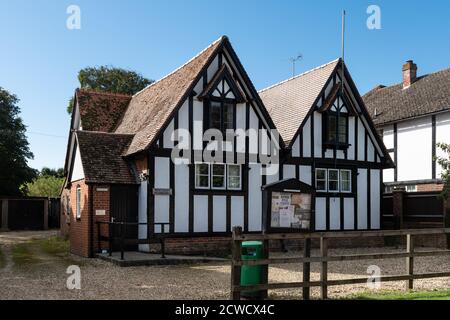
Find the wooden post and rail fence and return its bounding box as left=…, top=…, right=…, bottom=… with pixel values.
left=231, top=226, right=450, bottom=300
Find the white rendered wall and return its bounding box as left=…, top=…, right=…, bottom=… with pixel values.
left=397, top=116, right=432, bottom=181
left=71, top=145, right=85, bottom=182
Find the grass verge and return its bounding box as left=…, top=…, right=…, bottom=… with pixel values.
left=347, top=288, right=450, bottom=300
left=39, top=236, right=70, bottom=257
left=12, top=243, right=39, bottom=266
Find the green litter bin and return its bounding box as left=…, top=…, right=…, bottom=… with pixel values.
left=240, top=241, right=263, bottom=298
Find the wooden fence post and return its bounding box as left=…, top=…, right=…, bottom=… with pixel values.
left=393, top=188, right=405, bottom=229
left=302, top=238, right=311, bottom=300
left=406, top=233, right=414, bottom=290
left=108, top=222, right=113, bottom=256
left=320, top=237, right=328, bottom=300
left=261, top=239, right=269, bottom=299
left=97, top=222, right=101, bottom=253
left=230, top=226, right=242, bottom=300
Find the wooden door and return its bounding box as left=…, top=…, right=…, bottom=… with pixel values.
left=110, top=185, right=138, bottom=250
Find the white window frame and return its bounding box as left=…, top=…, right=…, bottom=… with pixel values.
left=211, top=163, right=227, bottom=190
left=76, top=186, right=81, bottom=219
left=195, top=163, right=210, bottom=189
left=328, top=169, right=340, bottom=192
left=315, top=169, right=328, bottom=192
left=406, top=184, right=417, bottom=192
left=227, top=164, right=242, bottom=190
left=340, top=169, right=352, bottom=193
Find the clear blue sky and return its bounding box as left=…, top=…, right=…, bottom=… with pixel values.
left=0, top=0, right=449, bottom=170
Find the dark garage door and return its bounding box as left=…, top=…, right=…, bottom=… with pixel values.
left=8, top=200, right=44, bottom=230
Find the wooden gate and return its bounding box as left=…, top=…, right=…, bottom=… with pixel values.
left=382, top=191, right=445, bottom=229
left=7, top=198, right=45, bottom=230
left=48, top=198, right=61, bottom=229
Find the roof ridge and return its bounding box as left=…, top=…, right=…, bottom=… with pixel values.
left=76, top=130, right=134, bottom=137
left=370, top=65, right=450, bottom=91
left=132, top=36, right=227, bottom=98
left=259, top=58, right=340, bottom=93
left=77, top=89, right=131, bottom=98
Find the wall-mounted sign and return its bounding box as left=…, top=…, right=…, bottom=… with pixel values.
left=153, top=188, right=173, bottom=196
left=95, top=209, right=106, bottom=216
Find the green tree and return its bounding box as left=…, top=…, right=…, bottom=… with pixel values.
left=24, top=175, right=64, bottom=198
left=436, top=143, right=450, bottom=199
left=40, top=167, right=64, bottom=178
left=67, top=66, right=153, bottom=113
left=0, top=87, right=36, bottom=196
left=436, top=143, right=450, bottom=249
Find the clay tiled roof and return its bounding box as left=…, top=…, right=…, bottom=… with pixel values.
left=75, top=131, right=137, bottom=184
left=363, top=67, right=450, bottom=126
left=115, top=36, right=226, bottom=156
left=259, top=59, right=339, bottom=145
left=76, top=90, right=131, bottom=132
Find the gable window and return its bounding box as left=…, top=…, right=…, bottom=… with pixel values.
left=324, top=112, right=348, bottom=147
left=199, top=65, right=244, bottom=135
left=194, top=163, right=242, bottom=191
left=209, top=100, right=234, bottom=133
left=76, top=186, right=81, bottom=219
left=316, top=168, right=352, bottom=193
left=195, top=163, right=210, bottom=189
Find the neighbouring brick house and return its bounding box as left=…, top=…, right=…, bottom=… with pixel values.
left=363, top=61, right=450, bottom=193
left=62, top=36, right=393, bottom=257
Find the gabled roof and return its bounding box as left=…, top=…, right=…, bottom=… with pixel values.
left=114, top=36, right=226, bottom=156
left=76, top=89, right=131, bottom=132
left=198, top=64, right=245, bottom=102
left=75, top=131, right=137, bottom=184
left=259, top=59, right=340, bottom=144
left=363, top=67, right=450, bottom=126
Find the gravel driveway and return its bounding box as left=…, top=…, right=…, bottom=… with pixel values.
left=0, top=231, right=449, bottom=300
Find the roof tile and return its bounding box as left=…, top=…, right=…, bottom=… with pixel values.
left=363, top=67, right=450, bottom=125
left=259, top=59, right=339, bottom=144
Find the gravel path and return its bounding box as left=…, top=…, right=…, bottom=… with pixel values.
left=0, top=231, right=449, bottom=299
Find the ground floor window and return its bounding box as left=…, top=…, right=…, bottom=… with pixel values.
left=315, top=169, right=327, bottom=192
left=315, top=168, right=352, bottom=193
left=76, top=186, right=81, bottom=219
left=195, top=163, right=210, bottom=189
left=195, top=163, right=242, bottom=190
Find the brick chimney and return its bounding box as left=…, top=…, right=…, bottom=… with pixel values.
left=402, top=60, right=417, bottom=88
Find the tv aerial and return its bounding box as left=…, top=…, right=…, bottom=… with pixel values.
left=289, top=53, right=303, bottom=77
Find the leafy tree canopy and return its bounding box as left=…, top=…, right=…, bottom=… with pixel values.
left=436, top=143, right=450, bottom=199
left=0, top=87, right=36, bottom=196
left=24, top=175, right=64, bottom=198
left=67, top=66, right=153, bottom=113
left=40, top=167, right=64, bottom=178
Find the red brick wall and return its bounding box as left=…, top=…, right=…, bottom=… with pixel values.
left=147, top=235, right=389, bottom=256
left=417, top=183, right=444, bottom=192
left=92, top=185, right=111, bottom=254
left=68, top=180, right=91, bottom=257
left=67, top=181, right=112, bottom=257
